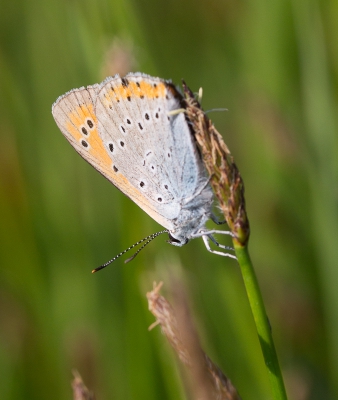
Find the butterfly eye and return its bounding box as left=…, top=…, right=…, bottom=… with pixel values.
left=168, top=234, right=180, bottom=243
left=168, top=233, right=188, bottom=246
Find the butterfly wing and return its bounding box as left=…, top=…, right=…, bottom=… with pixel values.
left=52, top=73, right=211, bottom=232
left=95, top=73, right=210, bottom=228
left=52, top=81, right=175, bottom=229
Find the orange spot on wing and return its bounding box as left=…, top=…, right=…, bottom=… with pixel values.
left=107, top=81, right=166, bottom=102
left=138, top=81, right=166, bottom=98
left=68, top=104, right=95, bottom=127
left=66, top=123, right=82, bottom=140
left=66, top=105, right=112, bottom=166
left=65, top=105, right=144, bottom=199
left=64, top=99, right=170, bottom=228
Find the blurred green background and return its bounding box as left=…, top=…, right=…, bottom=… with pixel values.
left=1, top=0, right=337, bottom=399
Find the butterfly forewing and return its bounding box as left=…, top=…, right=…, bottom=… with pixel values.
left=52, top=73, right=210, bottom=230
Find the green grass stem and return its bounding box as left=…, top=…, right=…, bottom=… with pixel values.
left=234, top=243, right=288, bottom=400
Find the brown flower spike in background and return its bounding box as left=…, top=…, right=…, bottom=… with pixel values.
left=147, top=282, right=241, bottom=400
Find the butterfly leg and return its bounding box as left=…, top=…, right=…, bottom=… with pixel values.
left=191, top=229, right=233, bottom=240
left=199, top=229, right=233, bottom=237
left=208, top=234, right=233, bottom=251
left=202, top=235, right=237, bottom=259
left=210, top=213, right=226, bottom=225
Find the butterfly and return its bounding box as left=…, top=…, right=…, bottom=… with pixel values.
left=52, top=73, right=235, bottom=270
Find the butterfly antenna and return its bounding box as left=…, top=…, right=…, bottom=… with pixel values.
left=92, top=230, right=169, bottom=273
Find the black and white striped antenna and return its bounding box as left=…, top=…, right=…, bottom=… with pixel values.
left=92, top=230, right=169, bottom=273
